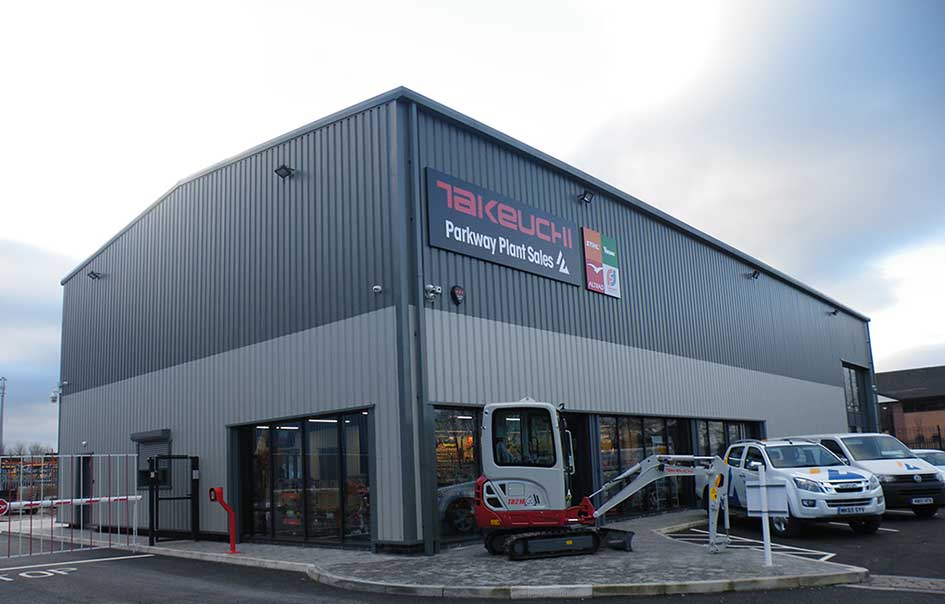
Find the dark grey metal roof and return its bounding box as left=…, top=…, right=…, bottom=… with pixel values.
left=876, top=365, right=945, bottom=400
left=60, top=86, right=869, bottom=322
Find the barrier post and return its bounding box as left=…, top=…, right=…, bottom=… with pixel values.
left=759, top=465, right=773, bottom=567
left=148, top=457, right=156, bottom=546
left=209, top=487, right=238, bottom=554
left=190, top=457, right=200, bottom=541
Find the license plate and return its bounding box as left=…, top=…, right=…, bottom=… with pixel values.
left=837, top=506, right=865, bottom=514
left=912, top=497, right=934, bottom=505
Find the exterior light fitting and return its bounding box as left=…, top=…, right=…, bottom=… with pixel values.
left=749, top=270, right=760, bottom=280
left=274, top=164, right=295, bottom=179
left=578, top=190, right=595, bottom=204
left=87, top=271, right=103, bottom=280
left=827, top=309, right=839, bottom=316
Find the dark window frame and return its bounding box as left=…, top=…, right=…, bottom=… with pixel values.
left=492, top=408, right=557, bottom=468
left=242, top=409, right=372, bottom=544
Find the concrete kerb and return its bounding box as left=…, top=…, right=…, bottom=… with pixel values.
left=2, top=523, right=868, bottom=599
left=114, top=531, right=868, bottom=599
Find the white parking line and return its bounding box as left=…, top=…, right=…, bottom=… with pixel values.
left=686, top=529, right=836, bottom=561
left=827, top=521, right=899, bottom=533
left=0, top=554, right=153, bottom=573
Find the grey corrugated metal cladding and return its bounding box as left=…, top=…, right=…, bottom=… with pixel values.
left=61, top=101, right=401, bottom=393
left=416, top=110, right=871, bottom=387
left=60, top=87, right=870, bottom=395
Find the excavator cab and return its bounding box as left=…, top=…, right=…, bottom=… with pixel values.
left=475, top=402, right=600, bottom=558
left=479, top=402, right=571, bottom=512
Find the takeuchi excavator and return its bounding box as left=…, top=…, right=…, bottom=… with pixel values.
left=474, top=401, right=731, bottom=560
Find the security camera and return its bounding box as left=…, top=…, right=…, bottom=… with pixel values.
left=81, top=441, right=88, bottom=448
left=50, top=391, right=58, bottom=404
left=424, top=284, right=442, bottom=302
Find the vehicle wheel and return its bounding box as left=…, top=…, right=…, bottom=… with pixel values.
left=485, top=531, right=509, bottom=555
left=849, top=516, right=882, bottom=534
left=770, top=514, right=802, bottom=538
left=447, top=498, right=476, bottom=534
left=913, top=504, right=939, bottom=518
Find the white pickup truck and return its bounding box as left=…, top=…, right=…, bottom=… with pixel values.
left=701, top=438, right=885, bottom=537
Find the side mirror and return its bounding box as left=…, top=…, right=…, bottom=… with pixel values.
left=839, top=456, right=850, bottom=465
left=747, top=461, right=763, bottom=471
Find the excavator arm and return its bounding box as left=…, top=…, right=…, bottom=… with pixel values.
left=591, top=454, right=731, bottom=552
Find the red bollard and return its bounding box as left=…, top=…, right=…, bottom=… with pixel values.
left=209, top=487, right=239, bottom=554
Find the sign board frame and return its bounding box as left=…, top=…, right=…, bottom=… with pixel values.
left=746, top=478, right=789, bottom=517
left=426, top=168, right=583, bottom=286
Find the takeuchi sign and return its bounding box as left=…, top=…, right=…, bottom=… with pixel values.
left=426, top=168, right=583, bottom=285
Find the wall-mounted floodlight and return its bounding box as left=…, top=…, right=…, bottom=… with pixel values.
left=274, top=164, right=295, bottom=179
left=827, top=309, right=839, bottom=316
left=578, top=190, right=595, bottom=204
left=749, top=270, right=761, bottom=280
left=87, top=271, right=103, bottom=280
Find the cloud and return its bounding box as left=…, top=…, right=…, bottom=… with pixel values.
left=878, top=343, right=945, bottom=373
left=868, top=240, right=945, bottom=372
left=0, top=241, right=76, bottom=448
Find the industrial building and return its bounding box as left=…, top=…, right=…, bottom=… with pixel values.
left=58, top=87, right=878, bottom=553
left=877, top=365, right=945, bottom=447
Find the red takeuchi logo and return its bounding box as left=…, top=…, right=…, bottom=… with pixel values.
left=436, top=180, right=574, bottom=249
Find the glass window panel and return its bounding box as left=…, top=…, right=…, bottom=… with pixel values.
left=707, top=421, right=726, bottom=458
left=251, top=426, right=271, bottom=536
left=272, top=423, right=304, bottom=539
left=643, top=417, right=669, bottom=511
left=697, top=421, right=710, bottom=456
left=342, top=413, right=370, bottom=540
left=493, top=408, right=556, bottom=468
left=305, top=418, right=340, bottom=541
left=619, top=417, right=644, bottom=469
left=644, top=418, right=667, bottom=455
left=666, top=418, right=694, bottom=508
left=435, top=408, right=480, bottom=538
left=665, top=418, right=691, bottom=455
left=599, top=416, right=619, bottom=480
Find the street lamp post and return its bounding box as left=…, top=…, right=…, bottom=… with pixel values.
left=0, top=377, right=6, bottom=454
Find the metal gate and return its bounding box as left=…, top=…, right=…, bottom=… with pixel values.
left=0, top=454, right=140, bottom=559
left=147, top=455, right=199, bottom=544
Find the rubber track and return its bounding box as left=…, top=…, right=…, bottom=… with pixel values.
left=503, top=528, right=601, bottom=560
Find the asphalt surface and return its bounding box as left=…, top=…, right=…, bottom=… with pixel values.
left=720, top=508, right=945, bottom=578
left=0, top=551, right=939, bottom=604
left=0, top=510, right=940, bottom=603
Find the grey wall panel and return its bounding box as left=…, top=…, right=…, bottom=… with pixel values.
left=61, top=101, right=401, bottom=395
left=425, top=310, right=847, bottom=437
left=415, top=109, right=870, bottom=390
left=58, top=308, right=405, bottom=542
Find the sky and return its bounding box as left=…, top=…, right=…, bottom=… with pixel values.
left=1, top=1, right=943, bottom=448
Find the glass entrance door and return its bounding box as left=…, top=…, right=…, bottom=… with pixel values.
left=306, top=418, right=340, bottom=542
left=342, top=413, right=370, bottom=541
left=272, top=423, right=304, bottom=539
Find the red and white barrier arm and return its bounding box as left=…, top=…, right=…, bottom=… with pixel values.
left=2, top=496, right=142, bottom=514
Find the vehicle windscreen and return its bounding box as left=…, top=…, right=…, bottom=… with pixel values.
left=841, top=435, right=915, bottom=461
left=918, top=451, right=945, bottom=466
left=766, top=445, right=844, bottom=468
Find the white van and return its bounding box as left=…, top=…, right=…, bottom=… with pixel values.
left=703, top=439, right=885, bottom=537
left=788, top=433, right=945, bottom=517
